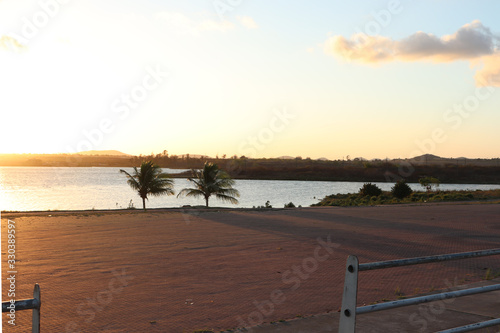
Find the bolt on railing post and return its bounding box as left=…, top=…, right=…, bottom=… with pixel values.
left=338, top=255, right=359, bottom=333
left=32, top=284, right=41, bottom=333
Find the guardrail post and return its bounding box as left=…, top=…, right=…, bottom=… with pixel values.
left=32, top=284, right=41, bottom=333
left=338, top=249, right=500, bottom=332
left=338, top=255, right=359, bottom=333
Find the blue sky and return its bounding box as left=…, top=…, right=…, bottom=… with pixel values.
left=1, top=0, right=499, bottom=159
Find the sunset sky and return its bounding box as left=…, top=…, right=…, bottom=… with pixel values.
left=1, top=0, right=499, bottom=159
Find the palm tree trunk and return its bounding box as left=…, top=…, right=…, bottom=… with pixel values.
left=142, top=197, right=146, bottom=211
left=205, top=196, right=209, bottom=207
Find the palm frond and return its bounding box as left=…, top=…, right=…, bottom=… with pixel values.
left=177, top=162, right=239, bottom=207
left=120, top=169, right=141, bottom=191
left=216, top=187, right=240, bottom=197
left=177, top=188, right=205, bottom=198
left=149, top=187, right=175, bottom=197
left=120, top=161, right=175, bottom=209
left=215, top=193, right=239, bottom=204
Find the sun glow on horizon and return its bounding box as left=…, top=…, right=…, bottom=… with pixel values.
left=1, top=1, right=500, bottom=160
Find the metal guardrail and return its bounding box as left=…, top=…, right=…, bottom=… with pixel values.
left=2, top=284, right=41, bottom=333
left=338, top=249, right=500, bottom=333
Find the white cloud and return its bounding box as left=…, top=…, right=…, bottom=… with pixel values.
left=155, top=11, right=234, bottom=35
left=237, top=16, right=258, bottom=29
left=198, top=19, right=234, bottom=32
left=473, top=54, right=500, bottom=87
left=324, top=20, right=500, bottom=86
left=154, top=12, right=258, bottom=34
left=0, top=35, right=27, bottom=52
left=155, top=11, right=200, bottom=35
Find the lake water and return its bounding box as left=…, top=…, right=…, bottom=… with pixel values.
left=1, top=167, right=500, bottom=212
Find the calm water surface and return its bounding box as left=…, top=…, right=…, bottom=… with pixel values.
left=1, top=167, right=500, bottom=211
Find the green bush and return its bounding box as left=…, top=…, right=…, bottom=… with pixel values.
left=391, top=181, right=413, bottom=199
left=284, top=202, right=296, bottom=208
left=359, top=183, right=382, bottom=197
left=419, top=176, right=440, bottom=192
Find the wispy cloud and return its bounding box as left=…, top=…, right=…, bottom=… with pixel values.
left=0, top=35, right=26, bottom=52
left=155, top=11, right=200, bottom=35
left=237, top=16, right=258, bottom=29
left=473, top=54, right=500, bottom=87
left=198, top=19, right=234, bottom=32
left=324, top=20, right=500, bottom=86
left=155, top=11, right=234, bottom=35
left=154, top=12, right=259, bottom=35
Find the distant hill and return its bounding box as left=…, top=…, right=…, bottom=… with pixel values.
left=74, top=150, right=131, bottom=156
left=400, top=154, right=450, bottom=164
left=410, top=154, right=443, bottom=161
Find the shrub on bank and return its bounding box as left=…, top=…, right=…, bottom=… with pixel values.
left=391, top=181, right=413, bottom=199
left=359, top=183, right=382, bottom=197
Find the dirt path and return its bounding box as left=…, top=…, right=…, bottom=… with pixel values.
left=2, top=204, right=499, bottom=332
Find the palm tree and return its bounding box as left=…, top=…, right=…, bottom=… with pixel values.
left=177, top=162, right=239, bottom=207
left=120, top=161, right=174, bottom=210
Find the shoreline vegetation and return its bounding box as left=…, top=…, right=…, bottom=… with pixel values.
left=313, top=189, right=500, bottom=207
left=1, top=152, right=500, bottom=184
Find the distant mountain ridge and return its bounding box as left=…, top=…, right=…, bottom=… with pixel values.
left=71, top=151, right=496, bottom=162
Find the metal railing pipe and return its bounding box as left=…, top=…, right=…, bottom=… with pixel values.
left=1, top=284, right=41, bottom=333
left=2, top=298, right=40, bottom=312
left=358, top=248, right=500, bottom=271
left=356, top=284, right=500, bottom=315
left=338, top=248, right=500, bottom=333
left=437, top=318, right=500, bottom=333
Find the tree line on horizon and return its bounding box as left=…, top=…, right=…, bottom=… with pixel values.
left=2, top=152, right=500, bottom=184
